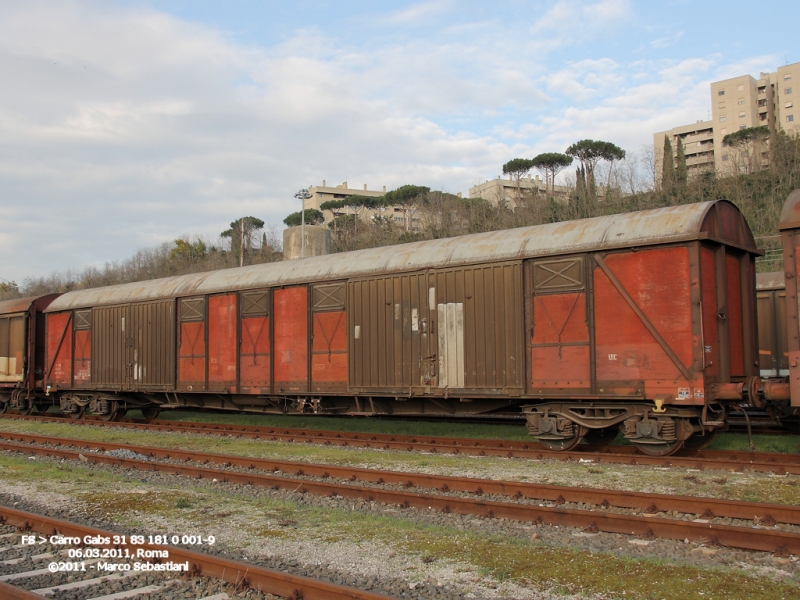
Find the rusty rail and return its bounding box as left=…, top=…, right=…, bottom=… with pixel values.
left=1, top=413, right=798, bottom=473
left=0, top=581, right=48, bottom=600
left=1, top=431, right=798, bottom=526
left=1, top=435, right=799, bottom=554
left=0, top=505, right=396, bottom=600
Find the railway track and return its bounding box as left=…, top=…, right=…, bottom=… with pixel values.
left=2, top=431, right=799, bottom=556
left=1, top=413, right=799, bottom=474
left=0, top=505, right=396, bottom=599
left=341, top=412, right=798, bottom=436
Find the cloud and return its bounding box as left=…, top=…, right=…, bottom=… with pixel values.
left=380, top=0, right=455, bottom=25
left=0, top=1, right=784, bottom=283
left=0, top=2, right=523, bottom=281
left=650, top=31, right=684, bottom=49
left=530, top=0, right=633, bottom=48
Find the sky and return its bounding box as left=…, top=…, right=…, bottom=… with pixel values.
left=0, top=0, right=796, bottom=284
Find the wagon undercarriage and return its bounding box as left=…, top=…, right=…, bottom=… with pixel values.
left=523, top=401, right=727, bottom=455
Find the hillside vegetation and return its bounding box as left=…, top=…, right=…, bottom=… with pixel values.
left=3, top=132, right=798, bottom=300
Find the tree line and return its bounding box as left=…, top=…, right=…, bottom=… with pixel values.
left=8, top=218, right=283, bottom=299
left=3, top=131, right=798, bottom=301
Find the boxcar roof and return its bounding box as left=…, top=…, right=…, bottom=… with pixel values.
left=779, top=189, right=800, bottom=230
left=46, top=199, right=756, bottom=311
left=0, top=294, right=60, bottom=316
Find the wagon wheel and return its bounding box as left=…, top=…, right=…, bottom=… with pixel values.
left=141, top=407, right=160, bottom=423
left=67, top=406, right=85, bottom=419
left=20, top=399, right=36, bottom=416
left=682, top=430, right=718, bottom=451
left=116, top=408, right=127, bottom=419
left=34, top=401, right=51, bottom=415
left=634, top=438, right=684, bottom=456
left=0, top=400, right=8, bottom=414
left=582, top=427, right=619, bottom=447
left=99, top=401, right=120, bottom=422
left=538, top=426, right=587, bottom=452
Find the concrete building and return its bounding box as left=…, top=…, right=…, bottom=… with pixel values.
left=303, top=181, right=385, bottom=212
left=283, top=225, right=331, bottom=260
left=655, top=61, right=800, bottom=183
left=301, top=181, right=424, bottom=231
left=653, top=121, right=716, bottom=181
left=301, top=181, right=386, bottom=226
left=469, top=174, right=590, bottom=206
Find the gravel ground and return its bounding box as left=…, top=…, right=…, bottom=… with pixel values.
left=0, top=523, right=277, bottom=600
left=116, top=450, right=800, bottom=534
left=0, top=456, right=616, bottom=600
left=1, top=432, right=800, bottom=599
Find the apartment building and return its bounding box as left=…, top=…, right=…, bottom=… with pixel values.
left=302, top=181, right=424, bottom=230
left=653, top=121, right=715, bottom=180
left=303, top=181, right=384, bottom=212
left=468, top=174, right=577, bottom=205
left=655, top=61, right=800, bottom=182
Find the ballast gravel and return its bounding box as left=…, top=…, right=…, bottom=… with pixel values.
left=0, top=464, right=603, bottom=600
left=104, top=448, right=152, bottom=461
left=0, top=523, right=277, bottom=600
left=1, top=440, right=800, bottom=598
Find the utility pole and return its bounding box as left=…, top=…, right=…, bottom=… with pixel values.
left=239, top=218, right=244, bottom=267
left=294, top=189, right=311, bottom=258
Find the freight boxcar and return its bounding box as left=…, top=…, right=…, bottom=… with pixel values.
left=41, top=198, right=761, bottom=455
left=0, top=295, right=60, bottom=413
left=777, top=189, right=800, bottom=414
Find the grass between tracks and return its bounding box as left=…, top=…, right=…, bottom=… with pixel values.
left=157, top=409, right=800, bottom=454
left=0, top=453, right=797, bottom=600
left=0, top=418, right=799, bottom=505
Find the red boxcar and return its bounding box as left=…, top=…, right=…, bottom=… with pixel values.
left=42, top=198, right=760, bottom=454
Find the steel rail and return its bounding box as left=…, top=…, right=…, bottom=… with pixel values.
left=1, top=413, right=799, bottom=474
left=1, top=438, right=798, bottom=554
left=0, top=505, right=396, bottom=600
left=1, top=431, right=798, bottom=527
left=0, top=581, right=48, bottom=600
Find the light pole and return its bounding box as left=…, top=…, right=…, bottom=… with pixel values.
left=294, top=188, right=311, bottom=258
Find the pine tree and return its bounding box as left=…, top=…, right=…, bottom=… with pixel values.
left=575, top=165, right=586, bottom=196
left=662, top=136, right=675, bottom=190
left=676, top=137, right=688, bottom=187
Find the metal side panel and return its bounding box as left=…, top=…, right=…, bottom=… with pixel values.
left=178, top=297, right=206, bottom=392
left=593, top=245, right=699, bottom=402
left=348, top=273, right=430, bottom=390
left=239, top=315, right=271, bottom=394
left=128, top=300, right=175, bottom=388
left=207, top=294, right=237, bottom=392
left=431, top=263, right=524, bottom=391
left=273, top=286, right=308, bottom=392
left=725, top=252, right=745, bottom=377
left=94, top=301, right=175, bottom=390
left=92, top=305, right=126, bottom=387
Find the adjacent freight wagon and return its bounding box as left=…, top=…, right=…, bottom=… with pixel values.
left=32, top=198, right=766, bottom=456
left=756, top=271, right=788, bottom=380
left=0, top=295, right=59, bottom=413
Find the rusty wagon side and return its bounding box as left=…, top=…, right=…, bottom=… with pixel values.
left=0, top=294, right=60, bottom=413
left=41, top=199, right=761, bottom=454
